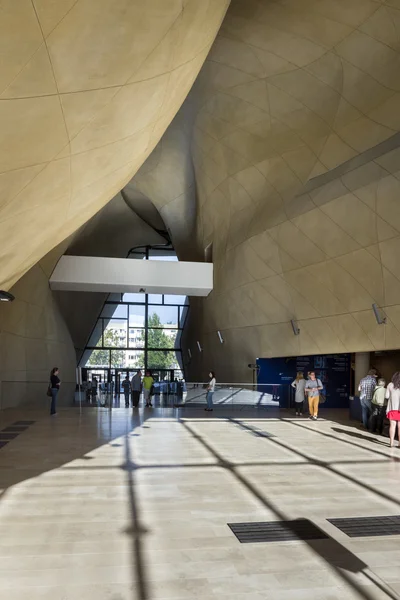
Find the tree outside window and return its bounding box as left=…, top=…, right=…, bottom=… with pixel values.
left=135, top=313, right=176, bottom=370
left=87, top=327, right=125, bottom=367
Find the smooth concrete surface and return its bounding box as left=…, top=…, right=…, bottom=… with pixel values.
left=0, top=245, right=76, bottom=410
left=0, top=0, right=230, bottom=291
left=50, top=255, right=213, bottom=296
left=125, top=0, right=400, bottom=382
left=1, top=405, right=400, bottom=599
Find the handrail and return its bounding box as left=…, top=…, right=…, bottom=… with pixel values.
left=184, top=382, right=283, bottom=386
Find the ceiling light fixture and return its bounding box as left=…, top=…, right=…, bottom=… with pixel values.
left=0, top=291, right=15, bottom=302
left=372, top=303, right=386, bottom=325
left=217, top=330, right=224, bottom=344
left=291, top=319, right=300, bottom=335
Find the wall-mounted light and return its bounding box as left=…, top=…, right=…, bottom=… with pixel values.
left=291, top=319, right=300, bottom=335
left=197, top=341, right=202, bottom=352
left=0, top=291, right=15, bottom=302
left=217, top=330, right=224, bottom=344
left=188, top=349, right=192, bottom=359
left=372, top=303, right=386, bottom=325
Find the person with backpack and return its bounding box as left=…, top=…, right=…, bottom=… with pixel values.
left=305, top=371, right=323, bottom=420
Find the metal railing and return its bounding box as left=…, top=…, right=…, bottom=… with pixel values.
left=73, top=381, right=286, bottom=410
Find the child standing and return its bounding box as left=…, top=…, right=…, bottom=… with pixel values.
left=369, top=378, right=386, bottom=435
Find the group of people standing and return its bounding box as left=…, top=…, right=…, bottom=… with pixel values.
left=122, top=370, right=154, bottom=408
left=291, top=371, right=323, bottom=420
left=358, top=369, right=400, bottom=447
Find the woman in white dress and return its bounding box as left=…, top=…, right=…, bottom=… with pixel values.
left=291, top=372, right=306, bottom=416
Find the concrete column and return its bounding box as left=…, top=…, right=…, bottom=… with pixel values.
left=354, top=352, right=370, bottom=395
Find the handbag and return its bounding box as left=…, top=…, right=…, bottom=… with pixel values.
left=318, top=379, right=326, bottom=404
left=46, top=384, right=52, bottom=397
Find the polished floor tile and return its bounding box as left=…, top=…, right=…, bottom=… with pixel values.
left=0, top=406, right=399, bottom=599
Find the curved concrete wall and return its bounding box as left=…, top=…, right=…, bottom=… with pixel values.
left=0, top=245, right=76, bottom=409
left=129, top=0, right=400, bottom=382
left=0, top=0, right=230, bottom=291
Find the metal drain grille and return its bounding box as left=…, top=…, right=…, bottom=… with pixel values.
left=228, top=519, right=329, bottom=543
left=0, top=421, right=35, bottom=450
left=328, top=516, right=400, bottom=537
left=3, top=426, right=28, bottom=432
left=0, top=433, right=19, bottom=440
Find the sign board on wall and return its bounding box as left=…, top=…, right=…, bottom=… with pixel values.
left=256, top=354, right=351, bottom=409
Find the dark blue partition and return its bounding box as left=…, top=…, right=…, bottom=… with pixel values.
left=257, top=354, right=351, bottom=409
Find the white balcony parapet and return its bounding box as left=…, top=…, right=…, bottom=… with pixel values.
left=50, top=256, right=213, bottom=297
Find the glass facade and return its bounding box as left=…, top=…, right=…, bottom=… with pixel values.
left=80, top=246, right=188, bottom=375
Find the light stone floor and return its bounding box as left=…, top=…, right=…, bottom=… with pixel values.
left=1, top=405, right=400, bottom=600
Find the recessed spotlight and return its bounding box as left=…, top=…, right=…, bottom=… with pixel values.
left=0, top=291, right=15, bottom=302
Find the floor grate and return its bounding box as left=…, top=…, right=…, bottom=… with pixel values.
left=328, top=516, right=400, bottom=537
left=0, top=421, right=36, bottom=450
left=228, top=519, right=329, bottom=543
left=3, top=426, right=29, bottom=432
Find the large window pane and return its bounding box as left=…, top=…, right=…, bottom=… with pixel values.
left=148, top=294, right=162, bottom=304
left=123, top=293, right=145, bottom=303
left=85, top=349, right=110, bottom=368
left=163, top=294, right=188, bottom=305
left=148, top=249, right=177, bottom=261
left=147, top=350, right=179, bottom=369
left=110, top=349, right=126, bottom=368
left=129, top=305, right=145, bottom=327
left=128, top=327, right=145, bottom=348
left=104, top=319, right=127, bottom=347
left=147, top=329, right=177, bottom=349
left=101, top=303, right=127, bottom=319
left=148, top=306, right=178, bottom=328
left=125, top=350, right=145, bottom=369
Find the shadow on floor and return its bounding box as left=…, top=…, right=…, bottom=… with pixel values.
left=332, top=427, right=389, bottom=446
left=1, top=405, right=400, bottom=599
left=181, top=418, right=400, bottom=600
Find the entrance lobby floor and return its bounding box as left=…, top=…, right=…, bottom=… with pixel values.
left=0, top=406, right=400, bottom=599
